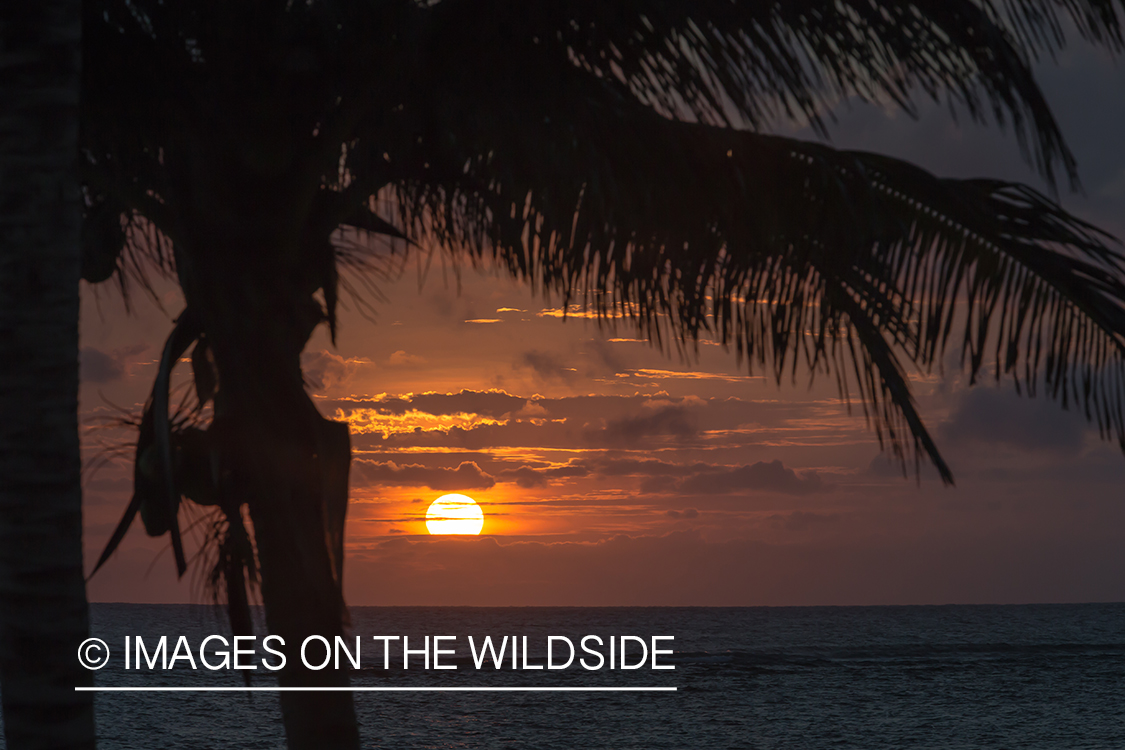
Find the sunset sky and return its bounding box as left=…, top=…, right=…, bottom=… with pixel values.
left=79, top=40, right=1125, bottom=607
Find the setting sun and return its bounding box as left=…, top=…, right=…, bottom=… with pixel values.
left=425, top=494, right=484, bottom=535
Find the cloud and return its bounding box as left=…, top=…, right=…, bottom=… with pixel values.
left=495, top=463, right=591, bottom=488
left=584, top=457, right=705, bottom=478
left=580, top=338, right=627, bottom=377
left=519, top=350, right=579, bottom=383
left=387, top=350, right=427, bottom=366
left=302, top=350, right=366, bottom=391
left=332, top=392, right=823, bottom=453
left=408, top=391, right=527, bottom=419
left=940, top=387, right=1088, bottom=454
left=615, top=368, right=760, bottom=383
left=336, top=390, right=528, bottom=420
left=535, top=305, right=618, bottom=319
left=328, top=389, right=872, bottom=459
left=584, top=404, right=699, bottom=446
left=79, top=347, right=124, bottom=384
left=653, top=460, right=827, bottom=496
left=515, top=400, right=548, bottom=418
left=495, top=467, right=548, bottom=488
left=79, top=344, right=148, bottom=384
left=666, top=508, right=699, bottom=519
left=516, top=340, right=628, bottom=384
left=353, top=460, right=495, bottom=490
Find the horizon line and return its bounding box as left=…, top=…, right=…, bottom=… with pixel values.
left=84, top=600, right=1125, bottom=608
left=76, top=686, right=677, bottom=693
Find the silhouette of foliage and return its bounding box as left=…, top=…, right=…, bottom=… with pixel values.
left=78, top=2, right=1125, bottom=747
left=82, top=0, right=1125, bottom=482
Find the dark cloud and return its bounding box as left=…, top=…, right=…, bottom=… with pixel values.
left=496, top=466, right=547, bottom=488
left=579, top=338, right=627, bottom=377
left=346, top=402, right=695, bottom=454
left=409, top=390, right=528, bottom=419
left=353, top=460, right=495, bottom=490
left=331, top=395, right=412, bottom=414
left=517, top=340, right=628, bottom=383
left=940, top=387, right=1089, bottom=454
left=672, top=460, right=827, bottom=496
left=584, top=404, right=699, bottom=446
left=584, top=457, right=708, bottom=478
left=351, top=421, right=549, bottom=452
left=301, top=349, right=365, bottom=391
left=79, top=344, right=147, bottom=384
left=519, top=350, right=579, bottom=383
left=666, top=508, right=699, bottom=519
left=338, top=392, right=822, bottom=454
left=79, top=348, right=124, bottom=384
left=495, top=463, right=591, bottom=488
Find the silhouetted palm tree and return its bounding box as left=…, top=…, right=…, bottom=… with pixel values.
left=0, top=1, right=96, bottom=747
left=82, top=2, right=1125, bottom=748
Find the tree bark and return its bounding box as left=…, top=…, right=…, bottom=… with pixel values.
left=0, top=1, right=96, bottom=748
left=181, top=243, right=360, bottom=750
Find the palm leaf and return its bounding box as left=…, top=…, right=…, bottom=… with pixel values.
left=385, top=70, right=1125, bottom=481
left=412, top=0, right=1125, bottom=189
left=77, top=0, right=1125, bottom=480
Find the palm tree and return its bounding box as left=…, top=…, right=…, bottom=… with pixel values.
left=82, top=1, right=1125, bottom=748
left=0, top=0, right=96, bottom=747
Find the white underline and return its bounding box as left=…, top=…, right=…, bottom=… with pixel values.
left=76, top=686, right=676, bottom=693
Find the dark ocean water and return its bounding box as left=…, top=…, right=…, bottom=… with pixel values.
left=3, top=603, right=1123, bottom=749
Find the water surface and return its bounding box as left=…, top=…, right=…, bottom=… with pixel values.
left=3, top=603, right=1122, bottom=748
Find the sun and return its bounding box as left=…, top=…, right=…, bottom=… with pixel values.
left=425, top=494, right=484, bottom=535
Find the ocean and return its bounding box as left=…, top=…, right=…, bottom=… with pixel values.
left=3, top=603, right=1123, bottom=748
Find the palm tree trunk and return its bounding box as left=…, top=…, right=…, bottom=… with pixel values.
left=181, top=252, right=359, bottom=749
left=0, top=1, right=96, bottom=747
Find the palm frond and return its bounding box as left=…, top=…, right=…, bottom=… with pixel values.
left=387, top=71, right=1125, bottom=480
left=418, top=0, right=1125, bottom=188
left=77, top=0, right=1125, bottom=480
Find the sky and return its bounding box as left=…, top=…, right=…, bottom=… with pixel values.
left=78, top=40, right=1125, bottom=606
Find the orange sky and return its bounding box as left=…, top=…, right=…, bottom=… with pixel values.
left=78, top=47, right=1125, bottom=606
